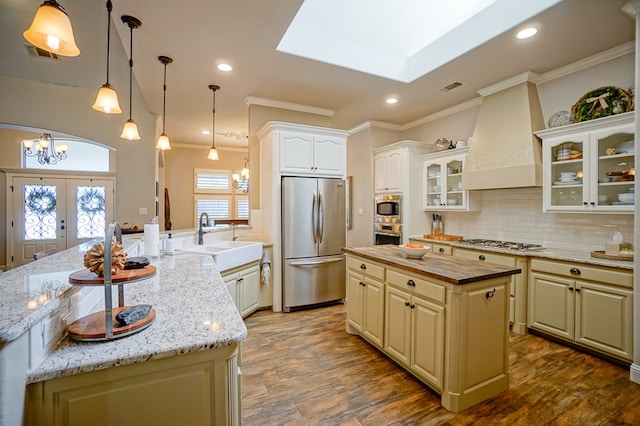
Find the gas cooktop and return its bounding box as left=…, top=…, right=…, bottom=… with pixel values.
left=460, top=239, right=544, bottom=251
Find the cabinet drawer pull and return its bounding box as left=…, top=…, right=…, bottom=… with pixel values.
left=568, top=287, right=574, bottom=291
left=410, top=304, right=415, bottom=309
left=359, top=281, right=365, bottom=287
left=405, top=301, right=410, bottom=307
left=407, top=279, right=416, bottom=287
left=569, top=268, right=581, bottom=275
left=478, top=255, right=486, bottom=261
left=485, top=288, right=495, bottom=299
left=438, top=248, right=445, bottom=253
left=575, top=288, right=581, bottom=292
left=360, top=263, right=366, bottom=270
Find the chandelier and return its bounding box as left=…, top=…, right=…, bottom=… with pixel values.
left=23, top=133, right=68, bottom=165
left=232, top=157, right=249, bottom=193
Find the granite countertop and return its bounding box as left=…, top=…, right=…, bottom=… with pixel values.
left=343, top=245, right=521, bottom=285
left=409, top=237, right=634, bottom=271
left=0, top=238, right=247, bottom=384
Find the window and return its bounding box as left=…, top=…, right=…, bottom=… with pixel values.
left=194, top=168, right=248, bottom=227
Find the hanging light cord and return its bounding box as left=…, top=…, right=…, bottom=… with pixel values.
left=127, top=23, right=134, bottom=120
left=105, top=0, right=112, bottom=84
left=162, top=61, right=167, bottom=133
left=211, top=86, right=217, bottom=148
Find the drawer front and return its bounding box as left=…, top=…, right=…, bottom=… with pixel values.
left=386, top=268, right=445, bottom=304
left=530, top=258, right=633, bottom=288
left=431, top=244, right=452, bottom=256
left=454, top=248, right=517, bottom=267
left=346, top=255, right=385, bottom=281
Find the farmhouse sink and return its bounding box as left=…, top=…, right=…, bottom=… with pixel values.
left=184, top=241, right=263, bottom=271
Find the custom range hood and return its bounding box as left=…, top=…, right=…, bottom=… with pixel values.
left=462, top=72, right=545, bottom=190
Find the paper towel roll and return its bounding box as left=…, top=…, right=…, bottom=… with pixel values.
left=144, top=222, right=160, bottom=257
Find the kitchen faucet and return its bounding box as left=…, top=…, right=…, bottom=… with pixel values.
left=198, top=212, right=211, bottom=245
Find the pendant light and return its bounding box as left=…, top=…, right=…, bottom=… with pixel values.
left=92, top=0, right=121, bottom=114
left=23, top=0, right=80, bottom=57
left=120, top=15, right=141, bottom=140
left=155, top=56, right=173, bottom=150
left=207, top=85, right=221, bottom=160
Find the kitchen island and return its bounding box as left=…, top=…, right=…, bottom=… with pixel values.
left=343, top=245, right=521, bottom=412
left=0, top=237, right=246, bottom=426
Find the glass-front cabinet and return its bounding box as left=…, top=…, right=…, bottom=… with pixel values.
left=422, top=147, right=474, bottom=211
left=536, top=112, right=634, bottom=213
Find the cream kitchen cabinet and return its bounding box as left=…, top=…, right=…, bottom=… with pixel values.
left=374, top=149, right=403, bottom=192
left=346, top=256, right=385, bottom=348
left=423, top=147, right=476, bottom=211
left=536, top=112, right=635, bottom=213
left=453, top=248, right=528, bottom=335
left=528, top=258, right=633, bottom=361
left=385, top=270, right=445, bottom=391
left=222, top=261, right=261, bottom=318
left=258, top=121, right=348, bottom=178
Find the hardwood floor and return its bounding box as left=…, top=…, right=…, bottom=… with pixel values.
left=241, top=304, right=640, bottom=425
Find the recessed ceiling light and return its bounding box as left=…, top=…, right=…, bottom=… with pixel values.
left=201, top=130, right=211, bottom=135
left=217, top=63, right=233, bottom=72
left=516, top=27, right=538, bottom=39
left=386, top=97, right=398, bottom=104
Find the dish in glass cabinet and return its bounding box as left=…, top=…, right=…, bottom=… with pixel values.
left=553, top=180, right=581, bottom=185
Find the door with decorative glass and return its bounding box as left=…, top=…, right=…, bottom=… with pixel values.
left=11, top=176, right=114, bottom=268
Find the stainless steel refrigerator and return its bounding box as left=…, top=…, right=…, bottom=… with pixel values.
left=282, top=176, right=346, bottom=312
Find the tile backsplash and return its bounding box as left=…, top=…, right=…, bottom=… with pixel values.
left=439, top=188, right=634, bottom=252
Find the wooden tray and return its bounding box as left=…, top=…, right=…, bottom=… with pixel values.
left=591, top=250, right=634, bottom=261
left=69, top=265, right=156, bottom=285
left=68, top=306, right=156, bottom=341
left=423, top=234, right=464, bottom=241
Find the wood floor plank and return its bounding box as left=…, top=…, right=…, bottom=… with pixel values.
left=241, top=303, right=640, bottom=425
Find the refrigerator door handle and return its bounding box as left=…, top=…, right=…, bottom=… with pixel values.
left=317, top=192, right=324, bottom=243
left=288, top=257, right=344, bottom=267
left=311, top=192, right=318, bottom=244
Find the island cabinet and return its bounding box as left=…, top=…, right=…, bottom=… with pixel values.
left=528, top=258, right=634, bottom=362
left=346, top=256, right=385, bottom=348
left=385, top=269, right=445, bottom=391
left=27, top=344, right=240, bottom=426
left=344, top=248, right=516, bottom=413
left=222, top=261, right=261, bottom=318
left=453, top=248, right=529, bottom=335
left=535, top=112, right=635, bottom=213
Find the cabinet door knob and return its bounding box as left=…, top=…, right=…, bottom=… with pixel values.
left=359, top=281, right=364, bottom=286
left=478, top=255, right=486, bottom=261
left=569, top=268, right=581, bottom=275
left=590, top=202, right=595, bottom=206
left=360, top=264, right=366, bottom=270
left=583, top=202, right=588, bottom=206
left=575, top=288, right=581, bottom=292
left=569, top=287, right=574, bottom=291
left=439, top=248, right=445, bottom=253
left=407, top=279, right=415, bottom=287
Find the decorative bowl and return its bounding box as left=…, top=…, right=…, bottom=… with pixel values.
left=398, top=244, right=431, bottom=259
left=618, top=193, right=634, bottom=203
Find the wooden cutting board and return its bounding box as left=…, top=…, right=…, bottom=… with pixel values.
left=69, top=265, right=156, bottom=285
left=67, top=306, right=156, bottom=341
left=423, top=234, right=464, bottom=241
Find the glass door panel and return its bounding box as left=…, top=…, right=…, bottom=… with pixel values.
left=596, top=131, right=634, bottom=207
left=549, top=139, right=585, bottom=208
left=424, top=162, right=442, bottom=207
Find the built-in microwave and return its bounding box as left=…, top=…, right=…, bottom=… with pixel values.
left=374, top=194, right=401, bottom=223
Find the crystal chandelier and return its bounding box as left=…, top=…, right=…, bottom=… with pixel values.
left=23, top=133, right=68, bottom=165
left=232, top=157, right=249, bottom=193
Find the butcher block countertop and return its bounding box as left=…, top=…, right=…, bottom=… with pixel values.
left=342, top=245, right=521, bottom=285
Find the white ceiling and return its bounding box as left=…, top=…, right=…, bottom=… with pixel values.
left=0, top=0, right=635, bottom=148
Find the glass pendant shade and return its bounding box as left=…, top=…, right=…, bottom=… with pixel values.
left=207, top=147, right=219, bottom=160
left=156, top=133, right=171, bottom=150
left=23, top=1, right=80, bottom=57
left=120, top=119, right=141, bottom=140
left=92, top=84, right=122, bottom=114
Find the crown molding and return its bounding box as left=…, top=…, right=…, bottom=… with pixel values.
left=245, top=96, right=335, bottom=116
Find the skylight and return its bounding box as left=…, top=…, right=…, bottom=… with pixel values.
left=277, top=0, right=561, bottom=83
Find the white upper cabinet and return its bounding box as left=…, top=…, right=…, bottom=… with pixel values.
left=374, top=149, right=403, bottom=192
left=422, top=147, right=475, bottom=211
left=279, top=130, right=346, bottom=176
left=536, top=112, right=635, bottom=213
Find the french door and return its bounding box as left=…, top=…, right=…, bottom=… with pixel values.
left=10, top=176, right=115, bottom=268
